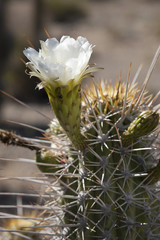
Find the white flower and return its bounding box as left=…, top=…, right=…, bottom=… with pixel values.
left=23, top=36, right=94, bottom=87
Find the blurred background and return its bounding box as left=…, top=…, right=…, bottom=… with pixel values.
left=0, top=0, right=160, bottom=225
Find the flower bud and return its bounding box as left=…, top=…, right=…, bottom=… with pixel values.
left=122, top=110, right=159, bottom=147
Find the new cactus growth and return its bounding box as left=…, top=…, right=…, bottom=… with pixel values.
left=0, top=36, right=160, bottom=240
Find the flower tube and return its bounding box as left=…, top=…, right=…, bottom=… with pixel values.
left=24, top=36, right=97, bottom=150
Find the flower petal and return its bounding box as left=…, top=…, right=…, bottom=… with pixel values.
left=23, top=48, right=39, bottom=67
left=23, top=35, right=95, bottom=87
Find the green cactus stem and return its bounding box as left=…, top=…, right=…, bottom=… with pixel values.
left=36, top=79, right=160, bottom=240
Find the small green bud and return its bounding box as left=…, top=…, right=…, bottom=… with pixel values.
left=36, top=150, right=66, bottom=174
left=121, top=110, right=159, bottom=147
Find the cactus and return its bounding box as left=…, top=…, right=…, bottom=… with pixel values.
left=0, top=37, right=160, bottom=239
left=36, top=80, right=160, bottom=240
